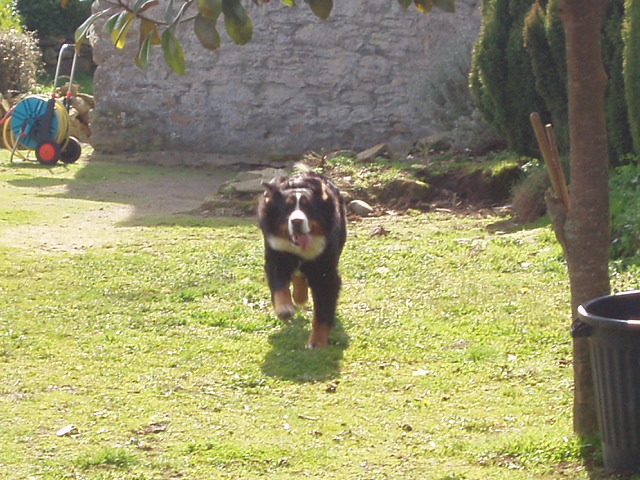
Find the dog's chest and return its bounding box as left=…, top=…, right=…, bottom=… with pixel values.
left=266, top=234, right=327, bottom=260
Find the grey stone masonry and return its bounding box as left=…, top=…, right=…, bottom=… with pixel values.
left=89, top=0, right=480, bottom=161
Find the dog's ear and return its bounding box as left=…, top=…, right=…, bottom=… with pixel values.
left=309, top=177, right=333, bottom=203
left=261, top=180, right=281, bottom=204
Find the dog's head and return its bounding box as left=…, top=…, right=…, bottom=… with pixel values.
left=259, top=173, right=338, bottom=258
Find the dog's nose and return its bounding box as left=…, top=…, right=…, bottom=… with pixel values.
left=291, top=218, right=304, bottom=228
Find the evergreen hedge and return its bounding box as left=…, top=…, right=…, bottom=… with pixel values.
left=623, top=0, right=640, bottom=155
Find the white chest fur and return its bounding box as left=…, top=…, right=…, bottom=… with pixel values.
left=267, top=234, right=327, bottom=260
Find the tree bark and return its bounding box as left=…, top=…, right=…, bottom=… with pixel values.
left=557, top=0, right=610, bottom=439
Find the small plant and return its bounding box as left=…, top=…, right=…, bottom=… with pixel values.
left=76, top=447, right=138, bottom=470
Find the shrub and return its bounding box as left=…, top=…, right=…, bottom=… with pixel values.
left=604, top=0, right=633, bottom=160
left=623, top=0, right=640, bottom=155
left=0, top=29, right=41, bottom=94
left=449, top=109, right=505, bottom=155
left=610, top=158, right=640, bottom=263
left=470, top=0, right=547, bottom=156
left=412, top=27, right=476, bottom=132
left=12, top=0, right=91, bottom=40
left=523, top=0, right=568, bottom=153
left=511, top=158, right=551, bottom=223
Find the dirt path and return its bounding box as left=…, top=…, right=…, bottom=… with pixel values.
left=1, top=160, right=236, bottom=253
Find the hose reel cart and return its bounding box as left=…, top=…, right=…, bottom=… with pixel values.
left=1, top=44, right=83, bottom=166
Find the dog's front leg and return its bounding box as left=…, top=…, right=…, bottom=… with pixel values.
left=265, top=249, right=299, bottom=321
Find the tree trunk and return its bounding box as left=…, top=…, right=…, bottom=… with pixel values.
left=557, top=0, right=610, bottom=439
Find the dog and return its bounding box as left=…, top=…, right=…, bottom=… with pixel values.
left=258, top=172, right=347, bottom=349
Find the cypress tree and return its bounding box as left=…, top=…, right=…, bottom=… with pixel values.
left=470, top=0, right=547, bottom=155
left=622, top=0, right=640, bottom=155
left=524, top=1, right=568, bottom=152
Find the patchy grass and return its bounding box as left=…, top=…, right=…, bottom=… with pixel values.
left=0, top=150, right=636, bottom=479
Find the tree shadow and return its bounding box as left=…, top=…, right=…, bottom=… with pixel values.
left=486, top=214, right=551, bottom=234
left=4, top=154, right=240, bottom=228
left=261, top=315, right=350, bottom=383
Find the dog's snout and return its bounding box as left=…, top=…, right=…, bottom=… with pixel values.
left=289, top=209, right=309, bottom=233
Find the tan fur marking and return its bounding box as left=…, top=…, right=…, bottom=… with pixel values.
left=273, top=287, right=296, bottom=321
left=307, top=318, right=332, bottom=349
left=292, top=273, right=308, bottom=305
left=321, top=183, right=330, bottom=201
left=308, top=219, right=325, bottom=236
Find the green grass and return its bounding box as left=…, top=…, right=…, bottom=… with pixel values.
left=0, top=150, right=636, bottom=479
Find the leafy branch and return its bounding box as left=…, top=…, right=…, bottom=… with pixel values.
left=72, top=0, right=455, bottom=75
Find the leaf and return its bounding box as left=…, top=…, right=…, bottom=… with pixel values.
left=397, top=0, right=412, bottom=9
left=305, top=0, right=332, bottom=19
left=414, top=0, right=433, bottom=13
left=222, top=0, right=253, bottom=45
left=194, top=13, right=221, bottom=50
left=75, top=10, right=107, bottom=50
left=111, top=12, right=135, bottom=49
left=161, top=29, right=186, bottom=75
left=432, top=0, right=455, bottom=12
left=102, top=12, right=120, bottom=35
left=135, top=31, right=154, bottom=69
left=140, top=18, right=161, bottom=45
left=198, top=0, right=223, bottom=20
left=280, top=0, right=296, bottom=5
left=133, top=0, right=160, bottom=14
left=165, top=0, right=176, bottom=24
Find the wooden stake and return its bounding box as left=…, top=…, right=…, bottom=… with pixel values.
left=530, top=112, right=570, bottom=208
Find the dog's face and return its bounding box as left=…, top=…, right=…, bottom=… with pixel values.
left=259, top=175, right=334, bottom=260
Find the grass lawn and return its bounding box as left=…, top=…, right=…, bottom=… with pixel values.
left=0, top=150, right=637, bottom=479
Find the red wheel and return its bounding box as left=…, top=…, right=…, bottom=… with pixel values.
left=36, top=140, right=60, bottom=166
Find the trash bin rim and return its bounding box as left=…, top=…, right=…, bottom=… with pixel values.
left=578, top=290, right=640, bottom=330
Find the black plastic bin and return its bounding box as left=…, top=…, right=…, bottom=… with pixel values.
left=578, top=290, right=640, bottom=472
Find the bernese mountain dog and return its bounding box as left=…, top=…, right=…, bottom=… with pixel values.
left=258, top=172, right=347, bottom=349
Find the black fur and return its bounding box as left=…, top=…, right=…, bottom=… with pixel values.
left=258, top=172, right=346, bottom=347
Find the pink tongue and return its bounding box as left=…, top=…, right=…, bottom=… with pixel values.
left=296, top=234, right=312, bottom=252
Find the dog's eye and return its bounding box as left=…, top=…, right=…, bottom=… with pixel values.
left=286, top=197, right=295, bottom=207
left=299, top=196, right=309, bottom=206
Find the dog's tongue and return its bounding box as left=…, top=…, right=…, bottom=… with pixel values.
left=294, top=233, right=312, bottom=252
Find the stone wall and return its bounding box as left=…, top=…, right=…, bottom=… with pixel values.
left=89, top=0, right=480, bottom=161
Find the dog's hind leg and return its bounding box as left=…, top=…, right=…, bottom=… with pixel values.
left=305, top=269, right=341, bottom=349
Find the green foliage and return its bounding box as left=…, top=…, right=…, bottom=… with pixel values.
left=623, top=0, right=640, bottom=155
left=610, top=157, right=640, bottom=264
left=0, top=0, right=21, bottom=31
left=603, top=0, right=632, bottom=159
left=470, top=0, right=546, bottom=156
left=13, top=0, right=91, bottom=39
left=475, top=0, right=634, bottom=161
left=0, top=29, right=41, bottom=94
left=523, top=0, right=568, bottom=153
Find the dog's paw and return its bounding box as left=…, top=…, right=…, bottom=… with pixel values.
left=276, top=304, right=296, bottom=321
left=306, top=325, right=331, bottom=349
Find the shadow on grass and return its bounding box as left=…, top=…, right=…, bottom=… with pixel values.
left=486, top=214, right=551, bottom=234
left=261, top=315, right=350, bottom=383
left=4, top=156, right=240, bottom=227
